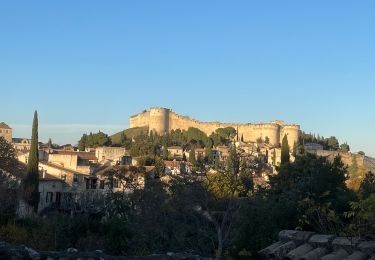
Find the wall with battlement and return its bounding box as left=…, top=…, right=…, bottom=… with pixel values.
left=130, top=107, right=300, bottom=148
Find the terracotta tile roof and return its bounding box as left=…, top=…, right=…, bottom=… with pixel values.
left=95, top=165, right=145, bottom=176
left=54, top=151, right=98, bottom=161
left=168, top=146, right=183, bottom=150
left=39, top=172, right=62, bottom=181
left=164, top=160, right=184, bottom=168
left=259, top=230, right=375, bottom=259
left=0, top=122, right=11, bottom=129
left=40, top=161, right=80, bottom=175
left=144, top=166, right=156, bottom=172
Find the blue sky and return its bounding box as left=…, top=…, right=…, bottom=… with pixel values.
left=1, top=1, right=374, bottom=156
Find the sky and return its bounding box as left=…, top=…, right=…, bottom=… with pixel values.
left=0, top=1, right=374, bottom=156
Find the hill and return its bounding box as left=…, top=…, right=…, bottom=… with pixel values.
left=111, top=126, right=149, bottom=144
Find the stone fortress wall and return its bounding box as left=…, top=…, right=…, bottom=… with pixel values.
left=130, top=107, right=300, bottom=147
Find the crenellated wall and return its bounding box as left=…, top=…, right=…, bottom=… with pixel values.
left=130, top=108, right=300, bottom=149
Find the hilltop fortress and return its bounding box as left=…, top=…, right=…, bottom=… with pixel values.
left=130, top=107, right=300, bottom=147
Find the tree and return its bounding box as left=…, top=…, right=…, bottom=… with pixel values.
left=162, top=145, right=169, bottom=160
left=256, top=137, right=263, bottom=144
left=189, top=147, right=196, bottom=166
left=0, top=136, right=18, bottom=175
left=47, top=138, right=53, bottom=148
left=120, top=132, right=126, bottom=145
left=264, top=136, right=270, bottom=144
left=359, top=172, right=375, bottom=199
left=326, top=136, right=339, bottom=150
left=281, top=134, right=290, bottom=165
left=205, top=139, right=213, bottom=164
left=0, top=136, right=19, bottom=219
left=22, top=111, right=40, bottom=212
left=78, top=131, right=112, bottom=149
left=340, top=142, right=350, bottom=152
left=78, top=134, right=87, bottom=151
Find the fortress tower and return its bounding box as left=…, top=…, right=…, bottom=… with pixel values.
left=149, top=107, right=170, bottom=135
left=130, top=107, right=300, bottom=149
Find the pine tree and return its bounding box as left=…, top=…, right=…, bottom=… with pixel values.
left=162, top=145, right=169, bottom=160
left=120, top=132, right=127, bottom=146
left=281, top=134, right=290, bottom=165
left=22, top=111, right=40, bottom=212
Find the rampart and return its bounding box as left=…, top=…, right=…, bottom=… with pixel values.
left=130, top=107, right=300, bottom=147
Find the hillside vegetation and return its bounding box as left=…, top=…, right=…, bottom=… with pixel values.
left=111, top=126, right=149, bottom=144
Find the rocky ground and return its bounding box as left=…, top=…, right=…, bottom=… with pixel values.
left=0, top=241, right=212, bottom=260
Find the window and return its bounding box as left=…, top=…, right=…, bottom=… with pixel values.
left=55, top=192, right=61, bottom=205
left=91, top=179, right=97, bottom=189
left=46, top=192, right=53, bottom=203
left=99, top=180, right=105, bottom=189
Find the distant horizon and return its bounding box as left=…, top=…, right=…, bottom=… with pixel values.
left=6, top=105, right=374, bottom=158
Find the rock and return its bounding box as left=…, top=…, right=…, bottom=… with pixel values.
left=23, top=246, right=41, bottom=260
left=66, top=248, right=78, bottom=253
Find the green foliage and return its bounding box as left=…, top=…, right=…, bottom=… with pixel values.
left=348, top=194, right=375, bottom=236
left=206, top=146, right=253, bottom=198
left=129, top=133, right=160, bottom=157
left=299, top=131, right=342, bottom=151
left=209, top=127, right=237, bottom=147
left=264, top=136, right=270, bottom=144
left=189, top=147, right=196, bottom=166
left=359, top=172, right=375, bottom=199
left=340, top=142, right=350, bottom=152
left=22, top=111, right=40, bottom=212
left=110, top=127, right=149, bottom=144
left=47, top=138, right=52, bottom=148
left=205, top=139, right=213, bottom=164
left=0, top=136, right=18, bottom=174
left=78, top=131, right=112, bottom=150
left=327, top=136, right=339, bottom=150
left=281, top=134, right=290, bottom=165
left=162, top=145, right=169, bottom=160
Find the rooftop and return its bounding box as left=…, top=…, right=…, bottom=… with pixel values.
left=54, top=151, right=98, bottom=161
left=259, top=230, right=375, bottom=259
left=0, top=122, right=11, bottom=129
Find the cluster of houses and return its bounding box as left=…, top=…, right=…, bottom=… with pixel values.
left=0, top=122, right=294, bottom=213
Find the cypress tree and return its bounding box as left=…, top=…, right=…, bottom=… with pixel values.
left=23, top=111, right=40, bottom=212
left=281, top=134, right=290, bottom=165
left=189, top=147, right=196, bottom=166
left=47, top=138, right=52, bottom=148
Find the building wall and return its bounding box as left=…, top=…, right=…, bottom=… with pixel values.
left=95, top=147, right=126, bottom=162
left=130, top=108, right=300, bottom=149
left=0, top=127, right=12, bottom=143
left=38, top=180, right=65, bottom=212
left=48, top=154, right=78, bottom=170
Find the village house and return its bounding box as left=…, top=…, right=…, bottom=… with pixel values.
left=167, top=146, right=184, bottom=159
left=12, top=138, right=32, bottom=151
left=47, top=150, right=98, bottom=174
left=0, top=122, right=12, bottom=143
left=215, top=146, right=230, bottom=161
left=95, top=146, right=126, bottom=163
left=164, top=160, right=191, bottom=175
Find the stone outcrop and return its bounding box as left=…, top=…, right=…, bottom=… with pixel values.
left=0, top=241, right=211, bottom=260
